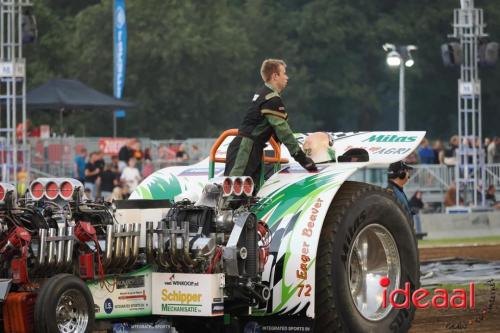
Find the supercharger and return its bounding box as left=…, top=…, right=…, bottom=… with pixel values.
left=145, top=176, right=271, bottom=305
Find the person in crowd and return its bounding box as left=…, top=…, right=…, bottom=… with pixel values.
left=175, top=143, right=189, bottom=162
left=484, top=137, right=491, bottom=160
left=409, top=190, right=424, bottom=212
left=493, top=137, right=500, bottom=163
left=405, top=151, right=419, bottom=164
left=111, top=155, right=120, bottom=170
left=133, top=141, right=144, bottom=162
left=144, top=148, right=152, bottom=161
left=487, top=137, right=496, bottom=164
left=418, top=138, right=435, bottom=164
left=94, top=150, right=106, bottom=198
left=431, top=140, right=445, bottom=164
left=120, top=157, right=142, bottom=192
left=409, top=190, right=426, bottom=237
left=131, top=141, right=144, bottom=172
left=112, top=163, right=121, bottom=182
left=224, top=58, right=316, bottom=186
left=444, top=183, right=464, bottom=207
left=485, top=185, right=500, bottom=209
left=100, top=163, right=119, bottom=200
left=16, top=119, right=32, bottom=141
left=167, top=144, right=178, bottom=161
left=118, top=139, right=136, bottom=171
left=157, top=144, right=167, bottom=160
left=84, top=188, right=92, bottom=200
left=190, top=144, right=203, bottom=162
left=443, top=135, right=459, bottom=166
left=73, top=147, right=87, bottom=183
left=110, top=186, right=123, bottom=201
left=84, top=152, right=101, bottom=199
left=121, top=184, right=131, bottom=200
left=142, top=158, right=155, bottom=178
left=386, top=161, right=413, bottom=216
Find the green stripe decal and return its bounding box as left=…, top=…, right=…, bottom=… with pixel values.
left=134, top=174, right=182, bottom=200
left=252, top=171, right=343, bottom=315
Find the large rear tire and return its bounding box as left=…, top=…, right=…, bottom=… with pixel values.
left=315, top=181, right=419, bottom=333
left=35, top=273, right=95, bottom=333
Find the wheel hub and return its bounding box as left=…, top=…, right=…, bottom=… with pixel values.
left=56, top=289, right=89, bottom=333
left=347, top=223, right=401, bottom=321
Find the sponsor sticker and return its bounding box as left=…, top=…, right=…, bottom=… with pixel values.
left=88, top=267, right=152, bottom=319
left=362, top=134, right=417, bottom=143
left=152, top=273, right=224, bottom=317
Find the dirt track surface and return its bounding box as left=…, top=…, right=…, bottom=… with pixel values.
left=419, top=244, right=500, bottom=262
left=410, top=287, right=500, bottom=333
left=410, top=244, right=500, bottom=333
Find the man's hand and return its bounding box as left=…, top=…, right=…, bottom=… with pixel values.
left=293, top=150, right=318, bottom=172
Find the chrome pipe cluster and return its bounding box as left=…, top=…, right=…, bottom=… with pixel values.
left=145, top=220, right=216, bottom=273
left=35, top=226, right=74, bottom=273
left=102, top=223, right=141, bottom=272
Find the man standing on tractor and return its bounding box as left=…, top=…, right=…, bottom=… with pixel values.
left=224, top=59, right=317, bottom=184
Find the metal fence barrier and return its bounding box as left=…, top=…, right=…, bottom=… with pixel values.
left=350, top=164, right=500, bottom=211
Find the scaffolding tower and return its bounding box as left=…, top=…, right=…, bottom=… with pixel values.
left=0, top=0, right=31, bottom=184
left=448, top=0, right=487, bottom=207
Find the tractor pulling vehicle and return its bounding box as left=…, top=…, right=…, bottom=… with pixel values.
left=0, top=130, right=424, bottom=333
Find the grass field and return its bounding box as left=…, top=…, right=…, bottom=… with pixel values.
left=418, top=235, right=500, bottom=248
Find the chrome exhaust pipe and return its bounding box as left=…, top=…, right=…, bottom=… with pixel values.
left=182, top=221, right=194, bottom=269
left=113, top=224, right=125, bottom=267
left=47, top=228, right=56, bottom=265
left=146, top=222, right=154, bottom=263
left=131, top=223, right=140, bottom=264
left=157, top=221, right=170, bottom=269
left=56, top=227, right=65, bottom=267
left=65, top=226, right=74, bottom=264
left=104, top=225, right=114, bottom=267
left=38, top=229, right=47, bottom=265
left=123, top=224, right=132, bottom=267
left=169, top=220, right=180, bottom=268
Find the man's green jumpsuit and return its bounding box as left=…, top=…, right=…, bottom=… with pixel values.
left=224, top=83, right=309, bottom=184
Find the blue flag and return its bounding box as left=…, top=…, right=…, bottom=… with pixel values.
left=114, top=0, right=127, bottom=117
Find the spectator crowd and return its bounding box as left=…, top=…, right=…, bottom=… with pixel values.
left=408, top=135, right=500, bottom=166
left=73, top=139, right=204, bottom=201
left=408, top=135, right=500, bottom=210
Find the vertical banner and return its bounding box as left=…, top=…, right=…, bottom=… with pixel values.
left=113, top=0, right=127, bottom=136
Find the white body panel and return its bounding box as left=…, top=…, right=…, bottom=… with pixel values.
left=124, top=131, right=425, bottom=317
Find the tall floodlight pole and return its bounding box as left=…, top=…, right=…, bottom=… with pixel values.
left=447, top=0, right=487, bottom=207
left=0, top=0, right=31, bottom=183
left=383, top=44, right=417, bottom=131
left=398, top=62, right=405, bottom=131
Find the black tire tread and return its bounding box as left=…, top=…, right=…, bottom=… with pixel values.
left=35, top=273, right=74, bottom=333
left=35, top=273, right=95, bottom=333
left=314, top=181, right=418, bottom=333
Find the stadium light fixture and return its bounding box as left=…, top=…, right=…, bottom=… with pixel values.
left=387, top=51, right=401, bottom=67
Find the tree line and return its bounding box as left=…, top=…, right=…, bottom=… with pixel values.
left=25, top=0, right=500, bottom=140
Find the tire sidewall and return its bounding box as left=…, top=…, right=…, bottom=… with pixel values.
left=330, top=191, right=419, bottom=333
left=39, top=274, right=95, bottom=333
